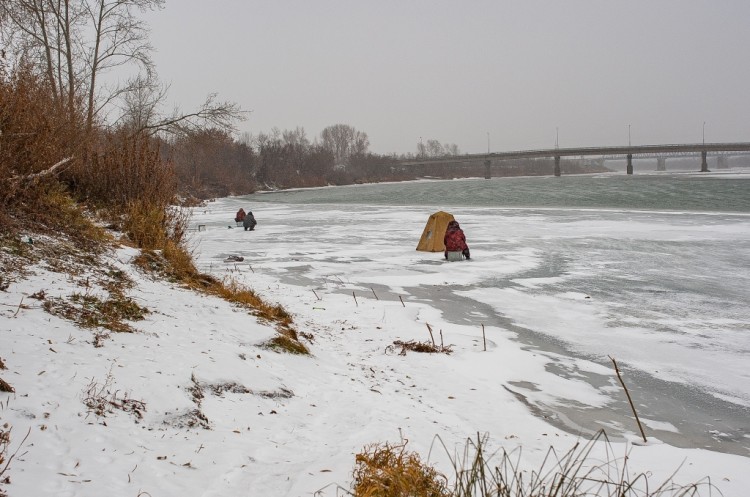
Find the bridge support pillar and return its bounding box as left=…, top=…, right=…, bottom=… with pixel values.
left=554, top=156, right=561, bottom=176
left=484, top=159, right=491, bottom=179
left=701, top=151, right=709, bottom=172
left=718, top=156, right=728, bottom=169
left=656, top=157, right=666, bottom=171
left=626, top=154, right=633, bottom=175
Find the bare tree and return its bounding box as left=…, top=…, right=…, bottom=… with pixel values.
left=282, top=126, right=309, bottom=148
left=114, top=72, right=167, bottom=132
left=135, top=92, right=245, bottom=137
left=81, top=0, right=165, bottom=133
left=1, top=0, right=83, bottom=116
left=2, top=0, right=245, bottom=139
left=320, top=123, right=369, bottom=165
left=425, top=139, right=444, bottom=157
left=444, top=143, right=460, bottom=156
left=1, top=0, right=164, bottom=130
left=414, top=138, right=460, bottom=158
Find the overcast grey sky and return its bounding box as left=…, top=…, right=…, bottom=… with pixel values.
left=143, top=1, right=750, bottom=155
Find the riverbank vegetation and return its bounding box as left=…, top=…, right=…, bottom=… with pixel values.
left=0, top=1, right=306, bottom=346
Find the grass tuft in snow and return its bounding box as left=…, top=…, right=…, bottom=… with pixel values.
left=43, top=290, right=149, bottom=335
left=263, top=333, right=310, bottom=355
left=438, top=431, right=719, bottom=497
left=352, top=440, right=451, bottom=497
left=386, top=340, right=453, bottom=356
left=0, top=380, right=13, bottom=394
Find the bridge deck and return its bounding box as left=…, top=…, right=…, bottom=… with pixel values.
left=398, top=142, right=750, bottom=166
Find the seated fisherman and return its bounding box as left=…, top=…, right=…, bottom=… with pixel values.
left=443, top=220, right=470, bottom=260
left=235, top=208, right=246, bottom=223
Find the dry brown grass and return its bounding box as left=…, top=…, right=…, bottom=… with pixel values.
left=43, top=290, right=149, bottom=334
left=133, top=248, right=309, bottom=354
left=210, top=277, right=292, bottom=325
left=386, top=340, right=453, bottom=356
left=352, top=441, right=451, bottom=497
left=207, top=278, right=308, bottom=354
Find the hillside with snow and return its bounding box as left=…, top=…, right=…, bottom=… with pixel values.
left=2, top=198, right=749, bottom=496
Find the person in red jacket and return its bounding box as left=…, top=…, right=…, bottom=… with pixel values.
left=235, top=208, right=246, bottom=223
left=443, top=220, right=470, bottom=260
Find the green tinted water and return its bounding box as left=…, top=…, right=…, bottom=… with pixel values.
left=250, top=172, right=750, bottom=212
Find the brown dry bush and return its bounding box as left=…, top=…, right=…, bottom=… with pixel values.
left=82, top=133, right=175, bottom=210
left=0, top=67, right=85, bottom=235
left=352, top=441, right=450, bottom=497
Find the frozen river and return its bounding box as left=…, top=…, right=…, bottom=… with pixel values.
left=197, top=170, right=750, bottom=456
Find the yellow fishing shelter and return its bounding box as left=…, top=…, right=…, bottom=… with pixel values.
left=416, top=211, right=454, bottom=252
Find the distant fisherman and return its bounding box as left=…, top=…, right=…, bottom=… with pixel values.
left=243, top=211, right=257, bottom=231
left=235, top=208, right=246, bottom=223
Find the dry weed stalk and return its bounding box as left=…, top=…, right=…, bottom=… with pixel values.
left=433, top=430, right=717, bottom=497
left=0, top=425, right=31, bottom=496
left=609, top=356, right=648, bottom=443
left=426, top=323, right=436, bottom=346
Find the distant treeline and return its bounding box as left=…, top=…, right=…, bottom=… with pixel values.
left=160, top=125, right=610, bottom=201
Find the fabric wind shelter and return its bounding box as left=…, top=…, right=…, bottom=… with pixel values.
left=416, top=211, right=454, bottom=252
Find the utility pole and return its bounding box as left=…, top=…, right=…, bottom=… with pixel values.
left=628, top=124, right=631, bottom=147
left=487, top=132, right=490, bottom=154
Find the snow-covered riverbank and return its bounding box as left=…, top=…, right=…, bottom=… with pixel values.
left=2, top=194, right=749, bottom=496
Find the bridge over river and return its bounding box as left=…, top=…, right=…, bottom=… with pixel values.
left=396, top=142, right=750, bottom=177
